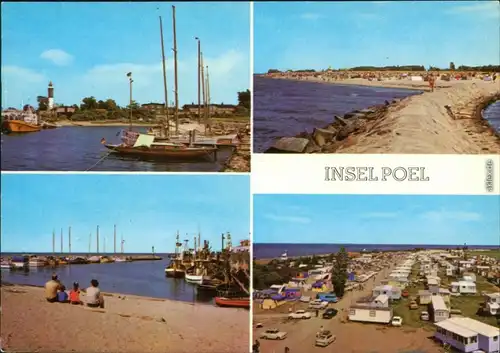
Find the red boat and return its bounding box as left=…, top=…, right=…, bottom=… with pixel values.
left=214, top=296, right=250, bottom=308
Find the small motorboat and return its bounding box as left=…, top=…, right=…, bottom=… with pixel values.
left=185, top=273, right=203, bottom=284
left=214, top=296, right=250, bottom=308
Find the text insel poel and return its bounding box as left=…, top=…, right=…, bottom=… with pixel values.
left=324, top=167, right=430, bottom=182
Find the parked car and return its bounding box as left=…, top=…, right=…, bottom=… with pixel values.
left=420, top=311, right=429, bottom=321
left=309, top=300, right=328, bottom=309
left=322, top=308, right=338, bottom=319
left=260, top=328, right=287, bottom=340
left=315, top=330, right=336, bottom=347
left=288, top=310, right=312, bottom=320
left=391, top=316, right=403, bottom=327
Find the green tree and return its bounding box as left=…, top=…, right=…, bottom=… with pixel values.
left=126, top=100, right=140, bottom=110
left=81, top=96, right=98, bottom=110
left=331, top=247, right=349, bottom=297
left=37, top=96, right=48, bottom=111
left=104, top=98, right=118, bottom=111
left=237, top=89, right=250, bottom=110
left=449, top=62, right=456, bottom=71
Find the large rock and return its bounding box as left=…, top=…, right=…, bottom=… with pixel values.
left=312, top=127, right=337, bottom=147
left=334, top=115, right=348, bottom=126
left=265, top=137, right=310, bottom=153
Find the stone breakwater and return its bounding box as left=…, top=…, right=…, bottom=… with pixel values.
left=264, top=97, right=413, bottom=153
left=222, top=126, right=251, bottom=172
left=265, top=81, right=500, bottom=154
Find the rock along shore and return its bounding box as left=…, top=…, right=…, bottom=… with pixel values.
left=264, top=80, right=500, bottom=154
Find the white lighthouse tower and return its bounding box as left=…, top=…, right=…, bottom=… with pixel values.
left=47, top=81, right=54, bottom=109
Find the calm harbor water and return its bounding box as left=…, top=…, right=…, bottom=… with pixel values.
left=0, top=256, right=214, bottom=304
left=0, top=126, right=233, bottom=172
left=483, top=100, right=500, bottom=132
left=253, top=243, right=499, bottom=259
left=253, top=76, right=423, bottom=152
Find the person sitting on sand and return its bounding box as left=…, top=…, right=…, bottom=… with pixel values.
left=45, top=274, right=63, bottom=303
left=57, top=285, right=69, bottom=303
left=86, top=279, right=104, bottom=308
left=69, top=282, right=82, bottom=305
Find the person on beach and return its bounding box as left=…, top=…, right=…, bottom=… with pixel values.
left=57, top=285, right=69, bottom=303
left=45, top=274, right=63, bottom=303
left=69, top=282, right=82, bottom=305
left=428, top=74, right=435, bottom=92
left=86, top=279, right=104, bottom=308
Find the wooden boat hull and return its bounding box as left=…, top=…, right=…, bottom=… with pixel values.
left=165, top=268, right=185, bottom=278
left=105, top=144, right=216, bottom=160
left=215, top=297, right=250, bottom=308
left=2, top=120, right=41, bottom=133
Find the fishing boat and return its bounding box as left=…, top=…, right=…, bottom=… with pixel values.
left=1, top=106, right=41, bottom=133
left=165, top=265, right=186, bottom=278
left=185, top=272, right=204, bottom=284
left=214, top=296, right=250, bottom=308
left=28, top=257, right=47, bottom=267
left=68, top=257, right=89, bottom=264
left=165, top=232, right=187, bottom=278
left=87, top=256, right=101, bottom=263
left=41, top=121, right=61, bottom=129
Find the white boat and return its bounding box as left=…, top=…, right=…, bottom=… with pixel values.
left=185, top=273, right=203, bottom=284
left=11, top=255, right=29, bottom=269
left=29, top=258, right=47, bottom=267
left=280, top=251, right=288, bottom=261
left=114, top=257, right=128, bottom=262
left=1, top=262, right=11, bottom=270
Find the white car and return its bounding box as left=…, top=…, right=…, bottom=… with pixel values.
left=260, top=328, right=287, bottom=340
left=420, top=311, right=429, bottom=321
left=391, top=316, right=403, bottom=326
left=315, top=330, right=336, bottom=347
left=288, top=310, right=312, bottom=319
left=309, top=300, right=328, bottom=309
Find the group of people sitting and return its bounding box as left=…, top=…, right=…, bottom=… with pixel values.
left=44, top=274, right=105, bottom=308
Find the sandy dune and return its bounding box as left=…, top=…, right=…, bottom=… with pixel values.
left=1, top=285, right=249, bottom=353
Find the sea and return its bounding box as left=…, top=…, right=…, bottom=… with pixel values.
left=0, top=253, right=214, bottom=304
left=483, top=100, right=500, bottom=132
left=253, top=76, right=423, bottom=152
left=0, top=126, right=233, bottom=172
left=253, top=243, right=500, bottom=260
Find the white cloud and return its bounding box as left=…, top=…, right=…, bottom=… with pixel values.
left=2, top=49, right=247, bottom=108
left=2, top=66, right=45, bottom=83
left=420, top=210, right=482, bottom=222
left=447, top=2, right=499, bottom=19
left=264, top=214, right=311, bottom=224
left=360, top=212, right=398, bottom=219
left=300, top=13, right=323, bottom=20
left=40, top=49, right=74, bottom=66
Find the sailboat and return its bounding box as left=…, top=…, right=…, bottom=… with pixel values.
left=102, top=7, right=218, bottom=161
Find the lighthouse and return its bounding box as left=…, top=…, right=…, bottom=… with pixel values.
left=48, top=81, right=54, bottom=109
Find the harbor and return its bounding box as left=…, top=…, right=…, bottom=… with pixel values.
left=1, top=3, right=250, bottom=172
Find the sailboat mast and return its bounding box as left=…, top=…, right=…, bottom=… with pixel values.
left=68, top=226, right=72, bottom=254
left=206, top=65, right=211, bottom=134
left=172, top=5, right=179, bottom=134
left=52, top=229, right=55, bottom=255
left=201, top=53, right=206, bottom=129
left=159, top=16, right=170, bottom=133
left=114, top=224, right=117, bottom=254
left=60, top=228, right=63, bottom=254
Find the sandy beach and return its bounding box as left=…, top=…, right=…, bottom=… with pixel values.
left=1, top=285, right=249, bottom=353
left=263, top=75, right=500, bottom=154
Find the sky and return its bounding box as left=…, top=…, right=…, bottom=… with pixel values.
left=254, top=1, right=500, bottom=73
left=1, top=2, right=250, bottom=109
left=1, top=174, right=250, bottom=253
left=253, top=194, right=500, bottom=246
